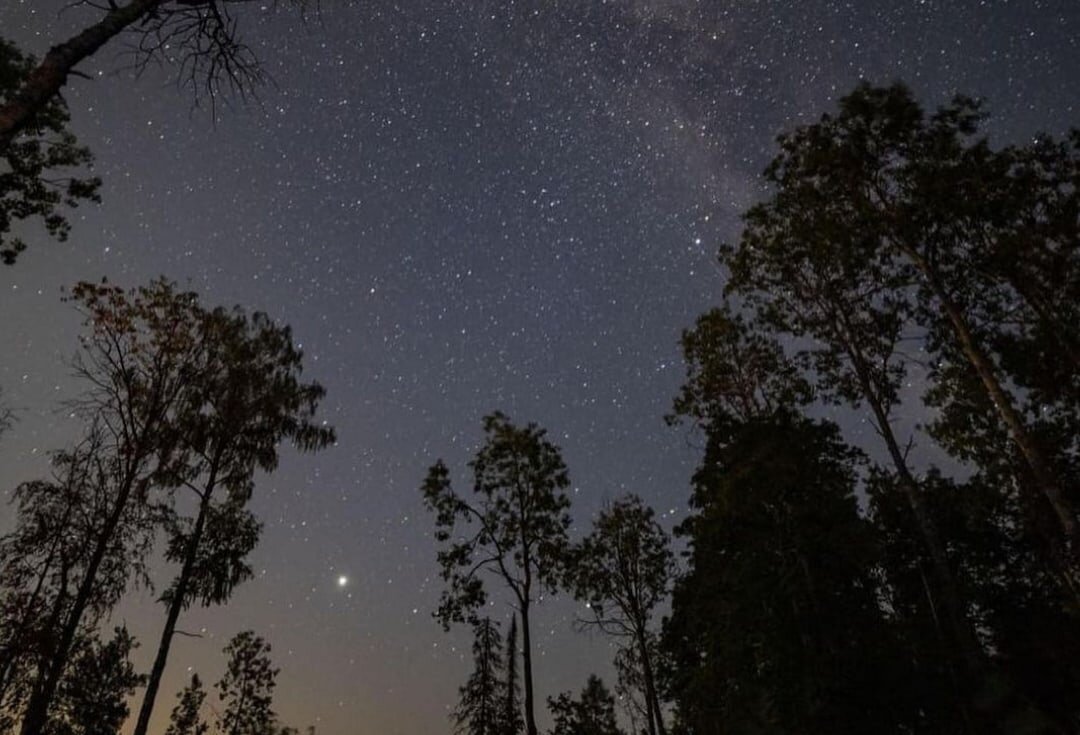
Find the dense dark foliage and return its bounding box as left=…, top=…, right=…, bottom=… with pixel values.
left=0, top=38, right=99, bottom=264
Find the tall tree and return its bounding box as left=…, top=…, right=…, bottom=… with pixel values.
left=738, top=81, right=1078, bottom=578
left=454, top=618, right=504, bottom=735
left=164, top=674, right=209, bottom=735
left=0, top=38, right=99, bottom=264
left=663, top=307, right=921, bottom=734
left=564, top=495, right=673, bottom=735
left=422, top=412, right=573, bottom=735
left=547, top=676, right=623, bottom=735
left=216, top=631, right=278, bottom=735
left=0, top=0, right=314, bottom=154
left=17, top=280, right=222, bottom=735
left=722, top=125, right=995, bottom=704
left=132, top=303, right=335, bottom=735
left=0, top=429, right=157, bottom=733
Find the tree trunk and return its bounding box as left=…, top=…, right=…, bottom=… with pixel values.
left=635, top=627, right=665, bottom=735
left=0, top=497, right=74, bottom=701
left=831, top=310, right=986, bottom=681
left=0, top=0, right=163, bottom=153
left=18, top=472, right=143, bottom=735
left=131, top=490, right=213, bottom=735
left=936, top=283, right=1077, bottom=544
left=519, top=602, right=537, bottom=735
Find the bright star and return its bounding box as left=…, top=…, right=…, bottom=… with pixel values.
left=337, top=575, right=348, bottom=588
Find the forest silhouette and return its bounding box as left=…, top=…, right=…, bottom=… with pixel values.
left=2, top=6, right=1080, bottom=734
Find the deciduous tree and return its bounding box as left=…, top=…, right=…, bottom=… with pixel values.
left=0, top=38, right=99, bottom=264
left=132, top=302, right=335, bottom=735
left=0, top=0, right=315, bottom=154
left=564, top=496, right=673, bottom=735
left=422, top=412, right=573, bottom=735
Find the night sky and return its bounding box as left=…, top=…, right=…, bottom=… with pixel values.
left=1, top=1, right=1079, bottom=733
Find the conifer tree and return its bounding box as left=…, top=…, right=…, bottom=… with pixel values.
left=164, top=674, right=209, bottom=735
left=454, top=618, right=504, bottom=735
left=663, top=307, right=920, bottom=733
left=217, top=631, right=278, bottom=735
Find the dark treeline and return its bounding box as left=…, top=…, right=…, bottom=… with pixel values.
left=425, top=83, right=1080, bottom=735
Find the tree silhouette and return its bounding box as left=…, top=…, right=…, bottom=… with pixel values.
left=422, top=412, right=573, bottom=735
left=164, top=674, right=209, bottom=735
left=722, top=122, right=995, bottom=699
left=0, top=0, right=315, bottom=154
left=0, top=38, right=99, bottom=264
left=217, top=631, right=278, bottom=735
left=734, top=81, right=1078, bottom=582
left=132, top=302, right=335, bottom=735
left=564, top=495, right=673, bottom=735
left=500, top=615, right=523, bottom=735
left=14, top=279, right=284, bottom=735
left=547, top=675, right=622, bottom=735
left=454, top=618, right=504, bottom=735
left=47, top=626, right=144, bottom=735
left=663, top=307, right=922, bottom=733
left=0, top=430, right=157, bottom=734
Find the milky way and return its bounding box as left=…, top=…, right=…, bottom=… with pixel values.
left=1, top=1, right=1079, bottom=733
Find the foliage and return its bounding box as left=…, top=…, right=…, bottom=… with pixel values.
left=733, top=80, right=1078, bottom=570
left=454, top=618, right=505, bottom=735
left=217, top=631, right=278, bottom=735
left=46, top=626, right=144, bottom=735
left=0, top=432, right=157, bottom=729
left=164, top=674, right=209, bottom=735
left=662, top=413, right=914, bottom=735
left=547, top=676, right=622, bottom=735
left=134, top=290, right=334, bottom=735
left=422, top=412, right=572, bottom=627
left=564, top=495, right=673, bottom=735
left=423, top=411, right=573, bottom=735
left=0, top=38, right=99, bottom=264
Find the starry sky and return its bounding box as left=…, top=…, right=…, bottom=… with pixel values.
left=1, top=1, right=1079, bottom=733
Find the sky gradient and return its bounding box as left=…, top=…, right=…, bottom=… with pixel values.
left=2, top=1, right=1080, bottom=733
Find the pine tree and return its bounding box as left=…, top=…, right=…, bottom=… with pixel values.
left=164, top=674, right=208, bottom=735
left=454, top=618, right=504, bottom=735
left=216, top=631, right=278, bottom=735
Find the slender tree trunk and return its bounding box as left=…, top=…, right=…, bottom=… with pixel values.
left=18, top=468, right=144, bottom=735
left=0, top=501, right=72, bottom=700
left=0, top=0, right=163, bottom=153
left=635, top=627, right=665, bottom=735
left=519, top=602, right=537, bottom=735
left=830, top=310, right=986, bottom=679
left=132, top=489, right=213, bottom=735
left=935, top=283, right=1077, bottom=543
